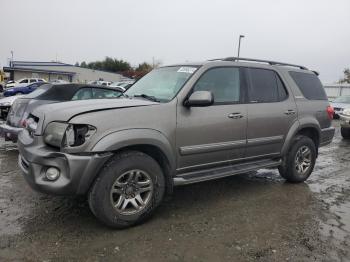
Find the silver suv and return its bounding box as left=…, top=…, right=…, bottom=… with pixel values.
left=18, top=57, right=335, bottom=228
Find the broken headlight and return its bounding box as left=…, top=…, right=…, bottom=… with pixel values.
left=44, top=122, right=96, bottom=148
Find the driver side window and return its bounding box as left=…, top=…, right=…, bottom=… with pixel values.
left=193, top=67, right=241, bottom=104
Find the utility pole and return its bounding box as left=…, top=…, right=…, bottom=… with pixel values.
left=10, top=50, right=14, bottom=67
left=237, top=35, right=245, bottom=58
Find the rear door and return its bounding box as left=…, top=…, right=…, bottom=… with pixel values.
left=176, top=67, right=247, bottom=172
left=245, top=68, right=297, bottom=158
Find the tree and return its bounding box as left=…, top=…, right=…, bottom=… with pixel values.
left=339, top=68, right=350, bottom=84
left=74, top=62, right=79, bottom=67
left=80, top=61, right=87, bottom=68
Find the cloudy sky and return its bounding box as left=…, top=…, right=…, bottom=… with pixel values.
left=0, top=0, right=349, bottom=83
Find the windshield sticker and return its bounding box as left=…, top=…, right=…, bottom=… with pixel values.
left=177, top=67, right=197, bottom=74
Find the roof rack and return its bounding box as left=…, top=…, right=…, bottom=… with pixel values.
left=208, top=57, right=308, bottom=70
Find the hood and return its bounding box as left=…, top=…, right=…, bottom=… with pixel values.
left=0, top=95, right=24, bottom=105
left=32, top=98, right=159, bottom=131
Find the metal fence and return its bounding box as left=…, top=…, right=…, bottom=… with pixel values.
left=324, top=84, right=350, bottom=99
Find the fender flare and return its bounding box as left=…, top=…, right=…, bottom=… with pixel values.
left=281, top=117, right=321, bottom=156
left=91, top=128, right=176, bottom=172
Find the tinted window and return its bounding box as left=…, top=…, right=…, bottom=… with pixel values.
left=72, top=88, right=93, bottom=100
left=19, top=79, right=28, bottom=83
left=248, top=68, right=287, bottom=103
left=30, top=79, right=36, bottom=83
left=193, top=67, right=240, bottom=103
left=289, top=72, right=327, bottom=100
left=92, top=88, right=121, bottom=99
left=38, top=79, right=44, bottom=82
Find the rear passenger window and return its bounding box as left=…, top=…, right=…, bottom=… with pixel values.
left=289, top=71, right=327, bottom=100
left=248, top=68, right=287, bottom=103
left=72, top=88, right=93, bottom=100
left=193, top=67, right=241, bottom=104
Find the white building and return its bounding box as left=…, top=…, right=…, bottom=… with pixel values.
left=3, top=61, right=127, bottom=83
left=323, top=84, right=350, bottom=99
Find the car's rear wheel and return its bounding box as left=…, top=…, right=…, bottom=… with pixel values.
left=341, top=127, right=350, bottom=139
left=88, top=151, right=165, bottom=228
left=279, top=135, right=316, bottom=183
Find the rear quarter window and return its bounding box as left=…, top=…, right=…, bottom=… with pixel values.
left=289, top=71, right=327, bottom=100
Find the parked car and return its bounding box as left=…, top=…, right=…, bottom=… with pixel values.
left=339, top=107, right=350, bottom=139
left=3, top=82, right=47, bottom=97
left=330, top=96, right=350, bottom=118
left=0, top=95, right=24, bottom=120
left=88, top=80, right=112, bottom=86
left=50, top=79, right=70, bottom=84
left=110, top=81, right=135, bottom=91
left=0, top=84, right=124, bottom=142
left=5, top=78, right=46, bottom=88
left=17, top=57, right=334, bottom=228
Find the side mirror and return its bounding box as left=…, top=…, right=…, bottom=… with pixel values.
left=184, top=91, right=214, bottom=107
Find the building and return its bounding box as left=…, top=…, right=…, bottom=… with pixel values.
left=323, top=84, right=350, bottom=99
left=3, top=61, right=127, bottom=83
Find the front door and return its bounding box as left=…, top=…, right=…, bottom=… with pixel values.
left=245, top=68, right=298, bottom=158
left=176, top=67, right=247, bottom=173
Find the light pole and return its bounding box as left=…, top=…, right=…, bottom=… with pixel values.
left=237, top=35, right=245, bottom=58
left=10, top=50, right=14, bottom=67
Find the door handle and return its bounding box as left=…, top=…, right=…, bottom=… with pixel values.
left=228, top=113, right=243, bottom=119
left=284, top=109, right=296, bottom=115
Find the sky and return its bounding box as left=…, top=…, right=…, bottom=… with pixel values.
left=0, top=0, right=349, bottom=83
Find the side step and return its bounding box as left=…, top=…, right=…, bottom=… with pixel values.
left=173, top=158, right=282, bottom=186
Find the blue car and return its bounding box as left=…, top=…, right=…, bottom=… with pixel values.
left=4, top=82, right=47, bottom=97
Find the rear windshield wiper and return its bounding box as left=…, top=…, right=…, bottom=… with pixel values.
left=133, top=94, right=160, bottom=102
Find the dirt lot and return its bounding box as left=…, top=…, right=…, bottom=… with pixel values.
left=0, top=121, right=349, bottom=262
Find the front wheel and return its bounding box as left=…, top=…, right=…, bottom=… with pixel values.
left=279, top=135, right=317, bottom=183
left=88, top=151, right=165, bottom=228
left=341, top=127, right=350, bottom=139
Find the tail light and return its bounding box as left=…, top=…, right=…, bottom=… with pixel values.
left=327, top=106, right=334, bottom=120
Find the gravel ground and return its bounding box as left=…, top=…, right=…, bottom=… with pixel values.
left=0, top=121, right=349, bottom=261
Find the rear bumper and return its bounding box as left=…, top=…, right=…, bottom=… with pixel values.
left=320, top=126, right=335, bottom=147
left=0, top=123, right=22, bottom=142
left=340, top=114, right=350, bottom=128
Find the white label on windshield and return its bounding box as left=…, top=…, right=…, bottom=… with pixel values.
left=177, top=67, right=197, bottom=74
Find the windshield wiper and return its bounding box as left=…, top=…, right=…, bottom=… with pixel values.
left=134, top=94, right=160, bottom=102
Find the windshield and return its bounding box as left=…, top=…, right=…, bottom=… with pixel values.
left=125, top=66, right=198, bottom=102
left=24, top=84, right=51, bottom=98
left=333, top=96, right=350, bottom=104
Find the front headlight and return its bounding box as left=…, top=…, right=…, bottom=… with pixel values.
left=44, top=122, right=96, bottom=148
left=343, top=108, right=350, bottom=116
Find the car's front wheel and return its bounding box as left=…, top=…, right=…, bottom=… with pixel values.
left=88, top=151, right=165, bottom=228
left=341, top=127, right=350, bottom=139
left=279, top=135, right=317, bottom=183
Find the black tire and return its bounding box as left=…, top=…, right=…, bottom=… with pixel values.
left=88, top=150, right=165, bottom=229
left=341, top=127, right=350, bottom=139
left=278, top=135, right=317, bottom=183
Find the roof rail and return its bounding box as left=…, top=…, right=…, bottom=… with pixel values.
left=208, top=57, right=308, bottom=70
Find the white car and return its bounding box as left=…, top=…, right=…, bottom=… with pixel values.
left=0, top=95, right=23, bottom=120
left=5, top=78, right=46, bottom=88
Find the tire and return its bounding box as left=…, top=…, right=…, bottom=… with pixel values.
left=278, top=135, right=317, bottom=183
left=341, top=127, right=350, bottom=139
left=88, top=150, right=165, bottom=229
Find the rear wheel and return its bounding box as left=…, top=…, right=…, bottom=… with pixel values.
left=88, top=151, right=165, bottom=228
left=341, top=127, right=350, bottom=139
left=279, top=135, right=317, bottom=183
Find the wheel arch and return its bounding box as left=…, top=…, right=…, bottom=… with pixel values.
left=282, top=119, right=321, bottom=156
left=91, top=129, right=176, bottom=195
